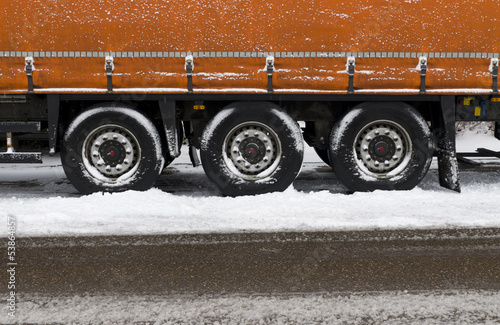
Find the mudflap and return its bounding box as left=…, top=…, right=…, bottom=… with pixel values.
left=159, top=98, right=181, bottom=159
left=433, top=96, right=461, bottom=192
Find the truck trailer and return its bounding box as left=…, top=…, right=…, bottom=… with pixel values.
left=1, top=0, right=499, bottom=196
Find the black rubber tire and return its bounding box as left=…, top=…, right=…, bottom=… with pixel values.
left=61, top=106, right=165, bottom=194
left=328, top=102, right=434, bottom=192
left=200, top=102, right=304, bottom=196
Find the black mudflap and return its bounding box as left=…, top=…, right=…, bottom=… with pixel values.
left=433, top=96, right=461, bottom=192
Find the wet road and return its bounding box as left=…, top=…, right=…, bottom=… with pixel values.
left=15, top=228, right=500, bottom=295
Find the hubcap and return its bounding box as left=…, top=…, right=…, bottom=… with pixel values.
left=354, top=120, right=412, bottom=178
left=83, top=125, right=140, bottom=182
left=223, top=122, right=282, bottom=180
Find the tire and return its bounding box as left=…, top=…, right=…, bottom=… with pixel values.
left=200, top=102, right=304, bottom=196
left=328, top=102, right=434, bottom=192
left=61, top=106, right=165, bottom=194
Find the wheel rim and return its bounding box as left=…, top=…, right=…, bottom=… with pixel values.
left=223, top=122, right=282, bottom=180
left=353, top=120, right=412, bottom=179
left=82, top=124, right=141, bottom=183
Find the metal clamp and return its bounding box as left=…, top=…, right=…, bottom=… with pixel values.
left=418, top=56, right=427, bottom=94
left=266, top=56, right=274, bottom=93
left=25, top=57, right=34, bottom=92
left=491, top=58, right=498, bottom=94
left=185, top=55, right=194, bottom=93
left=105, top=56, right=114, bottom=92
left=347, top=57, right=355, bottom=94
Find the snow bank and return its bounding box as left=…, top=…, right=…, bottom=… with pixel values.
left=2, top=168, right=500, bottom=237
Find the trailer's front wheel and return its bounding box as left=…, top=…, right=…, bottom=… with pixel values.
left=61, top=106, right=165, bottom=194
left=201, top=102, right=304, bottom=196
left=328, top=103, right=434, bottom=192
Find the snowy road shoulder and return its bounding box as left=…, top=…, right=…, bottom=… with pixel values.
left=3, top=180, right=500, bottom=238
left=3, top=290, right=499, bottom=324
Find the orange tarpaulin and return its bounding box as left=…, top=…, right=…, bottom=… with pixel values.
left=1, top=0, right=498, bottom=94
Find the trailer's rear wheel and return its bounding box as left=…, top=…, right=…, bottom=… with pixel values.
left=328, top=103, right=433, bottom=191
left=200, top=102, right=304, bottom=196
left=61, top=106, right=165, bottom=194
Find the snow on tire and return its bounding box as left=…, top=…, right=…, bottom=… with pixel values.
left=200, top=102, right=304, bottom=196
left=61, top=106, right=165, bottom=194
left=328, top=102, right=434, bottom=192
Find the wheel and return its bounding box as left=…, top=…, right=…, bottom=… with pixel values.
left=314, top=147, right=331, bottom=166
left=61, top=106, right=165, bottom=194
left=200, top=102, right=304, bottom=196
left=328, top=102, right=434, bottom=191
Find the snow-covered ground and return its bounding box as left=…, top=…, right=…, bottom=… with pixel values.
left=1, top=123, right=500, bottom=237
left=2, top=290, right=498, bottom=324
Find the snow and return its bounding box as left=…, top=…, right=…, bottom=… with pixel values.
left=3, top=290, right=499, bottom=324
left=456, top=122, right=500, bottom=152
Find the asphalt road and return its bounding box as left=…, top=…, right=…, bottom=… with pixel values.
left=13, top=228, right=500, bottom=295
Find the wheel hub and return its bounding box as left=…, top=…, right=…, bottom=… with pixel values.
left=224, top=122, right=281, bottom=179
left=370, top=136, right=395, bottom=159
left=84, top=126, right=139, bottom=179
left=355, top=121, right=411, bottom=176
left=240, top=138, right=265, bottom=164
left=99, top=140, right=126, bottom=167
